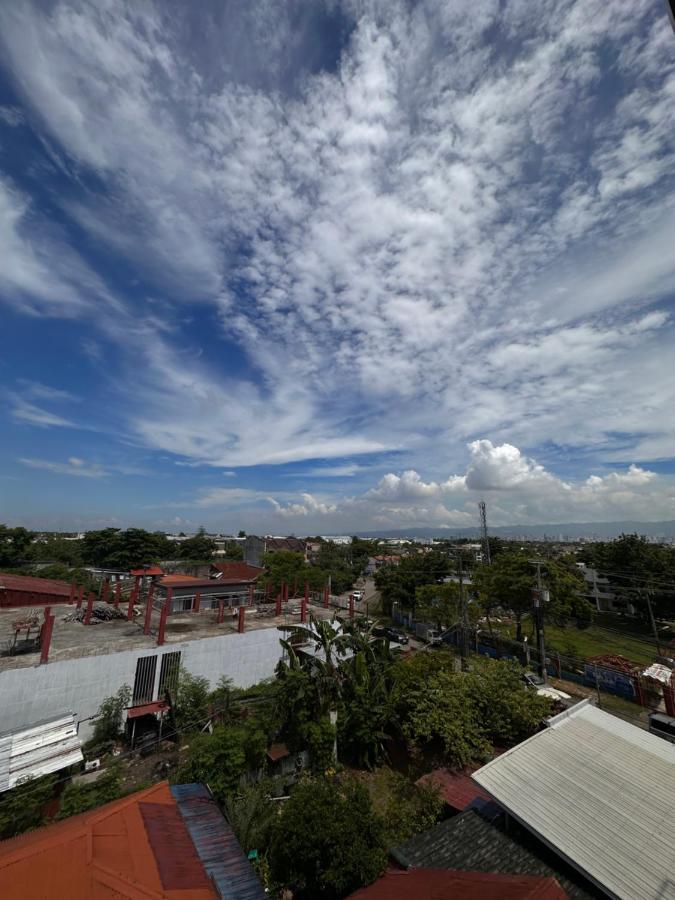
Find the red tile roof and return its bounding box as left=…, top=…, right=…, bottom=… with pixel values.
left=0, top=782, right=217, bottom=900
left=266, top=743, right=290, bottom=762
left=130, top=565, right=164, bottom=576
left=211, top=562, right=264, bottom=582
left=348, top=868, right=567, bottom=899
left=416, top=768, right=491, bottom=812
left=160, top=574, right=210, bottom=585
left=0, top=572, right=72, bottom=597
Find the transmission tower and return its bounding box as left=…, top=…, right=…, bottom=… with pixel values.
left=478, top=500, right=491, bottom=565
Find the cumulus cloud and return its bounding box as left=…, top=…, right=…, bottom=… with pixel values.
left=19, top=457, right=106, bottom=478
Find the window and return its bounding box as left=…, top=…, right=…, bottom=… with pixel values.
left=158, top=650, right=181, bottom=698
left=132, top=655, right=157, bottom=705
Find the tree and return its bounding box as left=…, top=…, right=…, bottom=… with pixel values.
left=171, top=668, right=210, bottom=732
left=0, top=774, right=56, bottom=839
left=0, top=525, right=35, bottom=567
left=176, top=725, right=261, bottom=805
left=262, top=551, right=326, bottom=594
left=416, top=582, right=463, bottom=630
left=179, top=527, right=217, bottom=561
left=89, top=685, right=131, bottom=749
left=269, top=777, right=387, bottom=899
left=58, top=766, right=123, bottom=818
left=24, top=535, right=84, bottom=567
left=238, top=530, right=246, bottom=538
left=222, top=779, right=280, bottom=854
left=374, top=552, right=451, bottom=616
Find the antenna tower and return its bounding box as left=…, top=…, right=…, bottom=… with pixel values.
left=478, top=500, right=491, bottom=565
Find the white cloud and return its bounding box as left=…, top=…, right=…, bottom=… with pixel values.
left=268, top=493, right=338, bottom=517
left=0, top=0, right=674, bottom=474
left=19, top=457, right=105, bottom=478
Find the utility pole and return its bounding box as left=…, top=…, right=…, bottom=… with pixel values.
left=643, top=586, right=661, bottom=655
left=531, top=560, right=548, bottom=683
left=458, top=551, right=469, bottom=664
left=478, top=501, right=491, bottom=565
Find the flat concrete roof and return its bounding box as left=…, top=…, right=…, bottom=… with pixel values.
left=0, top=602, right=336, bottom=670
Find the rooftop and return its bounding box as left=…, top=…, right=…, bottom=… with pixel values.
left=211, top=562, right=265, bottom=581
left=472, top=700, right=675, bottom=900
left=0, top=602, right=336, bottom=669
left=415, top=767, right=491, bottom=812
left=392, top=810, right=599, bottom=899
left=0, top=573, right=72, bottom=598
left=0, top=781, right=264, bottom=900
left=347, top=868, right=568, bottom=900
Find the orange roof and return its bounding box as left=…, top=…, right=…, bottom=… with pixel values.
left=160, top=574, right=209, bottom=585
left=211, top=562, right=264, bottom=582
left=348, top=868, right=568, bottom=899
left=0, top=782, right=217, bottom=900
left=0, top=572, right=72, bottom=596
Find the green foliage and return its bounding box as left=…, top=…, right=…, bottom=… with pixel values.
left=178, top=526, right=217, bottom=561
left=581, top=533, right=675, bottom=620
left=58, top=766, right=123, bottom=819
left=90, top=684, right=131, bottom=746
left=263, top=551, right=326, bottom=594
left=0, top=774, right=56, bottom=839
left=302, top=718, right=336, bottom=773
left=172, top=668, right=210, bottom=732
left=82, top=527, right=176, bottom=569
left=26, top=563, right=96, bottom=589
left=0, top=525, right=35, bottom=567
left=364, top=769, right=444, bottom=847
left=176, top=726, right=250, bottom=805
left=222, top=541, right=244, bottom=560
left=315, top=538, right=379, bottom=595
left=24, top=536, right=84, bottom=567
left=269, top=776, right=387, bottom=899
left=374, top=552, right=451, bottom=615
left=415, top=581, right=466, bottom=630
left=339, top=647, right=396, bottom=769
left=222, top=779, right=280, bottom=854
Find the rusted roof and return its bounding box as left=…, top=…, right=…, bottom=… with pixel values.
left=211, top=562, right=264, bottom=581
left=130, top=565, right=164, bottom=576
left=159, top=575, right=217, bottom=587
left=0, top=573, right=72, bottom=596
left=266, top=742, right=290, bottom=762
left=0, top=781, right=263, bottom=899
left=126, top=700, right=170, bottom=719
left=415, top=768, right=491, bottom=812
left=171, top=784, right=266, bottom=899
left=347, top=868, right=568, bottom=899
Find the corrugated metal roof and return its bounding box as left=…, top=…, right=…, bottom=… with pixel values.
left=171, top=784, right=266, bottom=900
left=473, top=700, right=675, bottom=900
left=0, top=573, right=72, bottom=596
left=0, top=713, right=83, bottom=793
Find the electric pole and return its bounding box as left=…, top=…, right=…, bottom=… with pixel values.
left=458, top=551, right=469, bottom=664
left=478, top=501, right=491, bottom=565
left=531, top=560, right=548, bottom=683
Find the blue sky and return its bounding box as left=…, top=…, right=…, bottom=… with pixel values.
left=1, top=0, right=675, bottom=533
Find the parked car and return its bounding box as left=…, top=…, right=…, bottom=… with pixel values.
left=648, top=712, right=675, bottom=744
left=352, top=589, right=364, bottom=601
left=372, top=625, right=409, bottom=645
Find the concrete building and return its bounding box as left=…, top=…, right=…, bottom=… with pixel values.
left=244, top=535, right=307, bottom=567
left=576, top=563, right=635, bottom=615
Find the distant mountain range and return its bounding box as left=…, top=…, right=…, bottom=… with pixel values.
left=354, top=521, right=675, bottom=541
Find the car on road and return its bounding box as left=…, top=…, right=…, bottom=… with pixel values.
left=352, top=590, right=364, bottom=601
left=372, top=625, right=409, bottom=645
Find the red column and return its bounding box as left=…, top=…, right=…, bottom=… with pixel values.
left=102, top=578, right=110, bottom=604
left=275, top=589, right=282, bottom=616
left=300, top=596, right=307, bottom=623
left=664, top=677, right=675, bottom=717
left=192, top=590, right=201, bottom=613
left=349, top=595, right=355, bottom=620
left=217, top=599, right=225, bottom=624
left=84, top=592, right=95, bottom=625
left=238, top=605, right=245, bottom=633
left=69, top=583, right=76, bottom=604
left=158, top=588, right=171, bottom=645
left=76, top=585, right=84, bottom=610
left=323, top=585, right=329, bottom=608
left=40, top=607, right=55, bottom=664
left=114, top=581, right=121, bottom=608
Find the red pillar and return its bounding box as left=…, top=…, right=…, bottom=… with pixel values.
left=192, top=590, right=201, bottom=613
left=40, top=607, right=55, bottom=664
left=158, top=588, right=171, bottom=645
left=69, top=583, right=76, bottom=604
left=238, top=605, right=245, bottom=633
left=217, top=599, right=225, bottom=624
left=76, top=584, right=84, bottom=609
left=323, top=585, right=329, bottom=608
left=275, top=589, right=282, bottom=616
left=664, top=677, right=675, bottom=717
left=84, top=592, right=95, bottom=625
left=300, top=596, right=307, bottom=623
left=114, top=581, right=121, bottom=608
left=102, top=578, right=110, bottom=604
left=349, top=594, right=355, bottom=620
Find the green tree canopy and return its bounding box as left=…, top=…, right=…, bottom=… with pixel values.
left=374, top=552, right=452, bottom=615
left=269, top=777, right=387, bottom=899
left=178, top=527, right=217, bottom=561
left=0, top=525, right=35, bottom=567
left=82, top=528, right=176, bottom=569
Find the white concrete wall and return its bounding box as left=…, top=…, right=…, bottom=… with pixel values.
left=0, top=627, right=284, bottom=741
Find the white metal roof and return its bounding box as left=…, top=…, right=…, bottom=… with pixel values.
left=0, top=713, right=83, bottom=793
left=473, top=700, right=675, bottom=900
